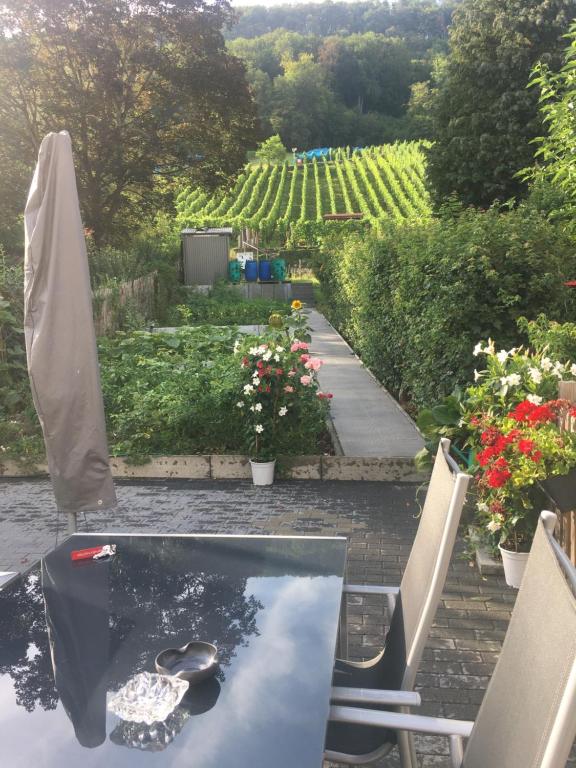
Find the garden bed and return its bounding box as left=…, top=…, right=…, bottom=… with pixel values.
left=2, top=321, right=332, bottom=465
left=168, top=282, right=288, bottom=327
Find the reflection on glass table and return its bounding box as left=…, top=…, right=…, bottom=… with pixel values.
left=0, top=534, right=347, bottom=768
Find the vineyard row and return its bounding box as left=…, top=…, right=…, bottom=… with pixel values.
left=176, top=142, right=431, bottom=233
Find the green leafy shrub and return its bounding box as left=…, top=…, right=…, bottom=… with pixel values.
left=0, top=254, right=44, bottom=465
left=88, top=214, right=184, bottom=327
left=316, top=206, right=576, bottom=406
left=518, top=314, right=576, bottom=364
left=171, top=282, right=287, bottom=326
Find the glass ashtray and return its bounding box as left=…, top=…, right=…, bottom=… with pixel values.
left=108, top=672, right=189, bottom=725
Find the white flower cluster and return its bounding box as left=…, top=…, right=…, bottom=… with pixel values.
left=500, top=373, right=521, bottom=387
left=473, top=339, right=495, bottom=357
left=473, top=339, right=576, bottom=386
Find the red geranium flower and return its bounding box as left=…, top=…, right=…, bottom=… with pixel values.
left=518, top=439, right=535, bottom=455
left=486, top=468, right=511, bottom=488
left=509, top=400, right=537, bottom=422
left=477, top=447, right=495, bottom=466
left=527, top=405, right=556, bottom=424
left=481, top=427, right=501, bottom=446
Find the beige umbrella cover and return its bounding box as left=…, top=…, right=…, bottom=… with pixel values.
left=24, top=131, right=116, bottom=513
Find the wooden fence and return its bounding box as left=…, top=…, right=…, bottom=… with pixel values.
left=93, top=272, right=157, bottom=336
left=558, top=381, right=576, bottom=564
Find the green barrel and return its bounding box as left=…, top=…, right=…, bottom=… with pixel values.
left=271, top=258, right=286, bottom=281
left=228, top=260, right=241, bottom=284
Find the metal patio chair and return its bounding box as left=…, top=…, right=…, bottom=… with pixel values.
left=329, top=511, right=576, bottom=768
left=329, top=438, right=470, bottom=768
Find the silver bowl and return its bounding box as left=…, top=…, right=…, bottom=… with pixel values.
left=155, top=641, right=218, bottom=684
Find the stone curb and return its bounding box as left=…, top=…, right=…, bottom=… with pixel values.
left=1, top=455, right=428, bottom=483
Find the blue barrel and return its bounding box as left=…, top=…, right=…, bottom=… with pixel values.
left=259, top=260, right=271, bottom=281
left=245, top=260, right=258, bottom=282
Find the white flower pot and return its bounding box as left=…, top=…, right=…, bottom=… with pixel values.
left=250, top=459, right=276, bottom=486
left=498, top=545, right=530, bottom=589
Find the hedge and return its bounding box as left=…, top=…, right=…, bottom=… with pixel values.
left=315, top=206, right=576, bottom=406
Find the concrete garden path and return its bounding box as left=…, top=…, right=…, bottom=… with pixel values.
left=308, top=310, right=424, bottom=458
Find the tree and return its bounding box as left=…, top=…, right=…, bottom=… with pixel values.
left=255, top=134, right=287, bottom=164
left=427, top=0, right=575, bottom=208
left=0, top=0, right=260, bottom=245
left=270, top=54, right=344, bottom=149
left=527, top=23, right=576, bottom=201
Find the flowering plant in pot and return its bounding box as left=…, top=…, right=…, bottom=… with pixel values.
left=466, top=398, right=576, bottom=585
left=236, top=331, right=332, bottom=485
left=461, top=341, right=576, bottom=585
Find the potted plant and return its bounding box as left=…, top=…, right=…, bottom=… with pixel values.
left=236, top=310, right=331, bottom=485
left=466, top=397, right=576, bottom=586
left=457, top=341, right=576, bottom=586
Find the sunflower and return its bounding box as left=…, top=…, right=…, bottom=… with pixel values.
left=291, top=299, right=303, bottom=311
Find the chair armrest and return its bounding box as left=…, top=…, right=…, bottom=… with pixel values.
left=329, top=705, right=474, bottom=739
left=342, top=584, right=399, bottom=595
left=331, top=687, right=421, bottom=707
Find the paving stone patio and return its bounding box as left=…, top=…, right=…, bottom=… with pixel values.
left=0, top=478, right=572, bottom=767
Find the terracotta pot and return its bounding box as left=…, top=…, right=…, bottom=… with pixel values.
left=499, top=544, right=529, bottom=589
left=249, top=459, right=276, bottom=486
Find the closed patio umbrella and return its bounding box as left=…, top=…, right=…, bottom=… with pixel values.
left=24, top=131, right=116, bottom=531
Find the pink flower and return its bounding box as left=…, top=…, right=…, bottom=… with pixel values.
left=284, top=385, right=294, bottom=393
left=305, top=358, right=322, bottom=371
left=300, top=354, right=311, bottom=363
left=300, top=375, right=312, bottom=386
left=290, top=342, right=300, bottom=352
left=317, top=391, right=333, bottom=399
left=287, top=369, right=296, bottom=377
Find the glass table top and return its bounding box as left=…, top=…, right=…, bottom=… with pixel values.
left=0, top=533, right=346, bottom=768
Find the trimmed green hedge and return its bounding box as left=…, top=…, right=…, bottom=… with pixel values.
left=316, top=206, right=576, bottom=406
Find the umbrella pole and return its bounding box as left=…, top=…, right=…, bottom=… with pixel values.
left=67, top=511, right=78, bottom=535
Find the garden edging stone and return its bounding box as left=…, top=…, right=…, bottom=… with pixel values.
left=0, top=456, right=429, bottom=483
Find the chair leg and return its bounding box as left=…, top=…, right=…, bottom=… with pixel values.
left=397, top=727, right=418, bottom=768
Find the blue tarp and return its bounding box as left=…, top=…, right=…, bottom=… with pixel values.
left=298, top=147, right=331, bottom=159
left=296, top=147, right=365, bottom=160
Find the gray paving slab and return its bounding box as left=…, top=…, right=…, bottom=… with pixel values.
left=308, top=310, right=424, bottom=458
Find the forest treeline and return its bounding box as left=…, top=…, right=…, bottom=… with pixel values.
left=225, top=0, right=459, bottom=42
left=225, top=2, right=461, bottom=148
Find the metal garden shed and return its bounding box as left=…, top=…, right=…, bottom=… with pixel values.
left=181, top=228, right=232, bottom=286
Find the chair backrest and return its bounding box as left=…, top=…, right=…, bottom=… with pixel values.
left=382, top=438, right=470, bottom=691
left=462, top=512, right=576, bottom=768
